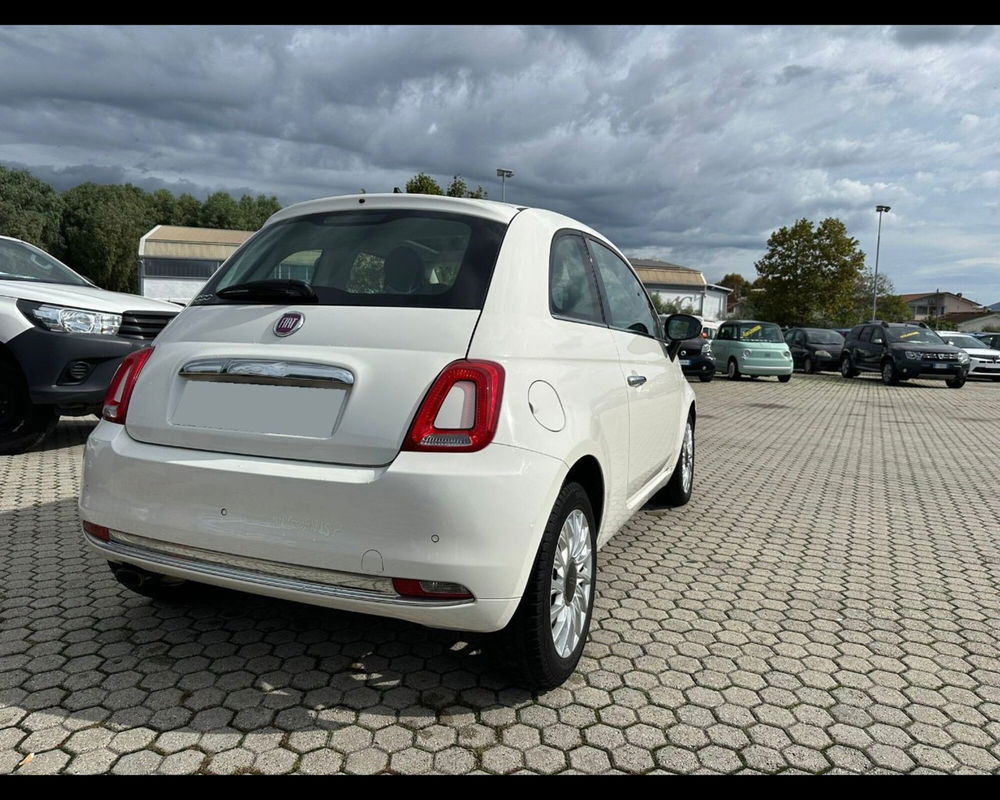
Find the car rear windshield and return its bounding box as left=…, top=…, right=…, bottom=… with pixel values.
left=888, top=328, right=944, bottom=345
left=195, top=209, right=508, bottom=309
left=738, top=323, right=783, bottom=343
left=805, top=329, right=844, bottom=344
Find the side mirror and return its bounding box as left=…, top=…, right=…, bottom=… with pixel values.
left=662, top=313, right=703, bottom=360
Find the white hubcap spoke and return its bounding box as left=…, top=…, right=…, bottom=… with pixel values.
left=549, top=508, right=593, bottom=658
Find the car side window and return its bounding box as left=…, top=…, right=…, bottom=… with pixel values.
left=549, top=234, right=604, bottom=325
left=718, top=325, right=733, bottom=341
left=589, top=241, right=659, bottom=337
left=871, top=327, right=885, bottom=344
left=784, top=330, right=795, bottom=344
left=859, top=327, right=872, bottom=343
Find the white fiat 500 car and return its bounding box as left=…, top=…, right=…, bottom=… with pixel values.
left=80, top=194, right=700, bottom=688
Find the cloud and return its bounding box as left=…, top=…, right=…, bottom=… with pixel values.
left=1, top=24, right=999, bottom=302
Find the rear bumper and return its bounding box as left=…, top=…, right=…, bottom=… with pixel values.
left=80, top=421, right=566, bottom=632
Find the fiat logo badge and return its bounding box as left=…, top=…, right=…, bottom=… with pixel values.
left=274, top=312, right=304, bottom=337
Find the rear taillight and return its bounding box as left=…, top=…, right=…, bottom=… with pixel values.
left=102, top=347, right=154, bottom=424
left=402, top=360, right=505, bottom=453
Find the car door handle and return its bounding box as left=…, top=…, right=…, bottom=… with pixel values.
left=627, top=375, right=647, bottom=387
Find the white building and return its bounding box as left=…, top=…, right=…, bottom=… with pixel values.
left=630, top=259, right=732, bottom=321
left=138, top=225, right=255, bottom=305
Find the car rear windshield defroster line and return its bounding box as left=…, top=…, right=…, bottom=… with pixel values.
left=194, top=209, right=509, bottom=310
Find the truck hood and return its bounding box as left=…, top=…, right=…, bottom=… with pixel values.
left=0, top=279, right=180, bottom=314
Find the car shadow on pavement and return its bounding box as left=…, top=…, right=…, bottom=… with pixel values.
left=0, top=495, right=540, bottom=771
left=27, top=417, right=99, bottom=453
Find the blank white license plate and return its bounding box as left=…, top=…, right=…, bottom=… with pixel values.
left=680, top=360, right=691, bottom=366
left=935, top=363, right=947, bottom=369
left=172, top=381, right=344, bottom=437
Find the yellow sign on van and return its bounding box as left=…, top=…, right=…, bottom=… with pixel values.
left=900, top=331, right=920, bottom=339
left=742, top=325, right=761, bottom=337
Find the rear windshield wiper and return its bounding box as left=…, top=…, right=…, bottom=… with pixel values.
left=215, top=279, right=318, bottom=303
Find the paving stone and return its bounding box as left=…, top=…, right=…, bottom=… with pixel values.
left=3, top=384, right=1000, bottom=775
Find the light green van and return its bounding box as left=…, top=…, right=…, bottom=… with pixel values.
left=713, top=320, right=793, bottom=382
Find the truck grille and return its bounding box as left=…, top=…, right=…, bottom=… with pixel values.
left=120, top=311, right=178, bottom=340
left=921, top=352, right=959, bottom=361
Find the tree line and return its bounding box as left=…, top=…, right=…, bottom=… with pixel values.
left=0, top=165, right=282, bottom=293
left=717, top=217, right=913, bottom=328
left=0, top=165, right=491, bottom=295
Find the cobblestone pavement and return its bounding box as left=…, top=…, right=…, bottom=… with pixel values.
left=2, top=373, right=1000, bottom=774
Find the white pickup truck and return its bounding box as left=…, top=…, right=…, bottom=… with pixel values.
left=0, top=235, right=179, bottom=453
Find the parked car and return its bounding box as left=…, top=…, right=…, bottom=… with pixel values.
left=0, top=235, right=179, bottom=454
left=973, top=332, right=1000, bottom=351
left=659, top=315, right=715, bottom=382
left=79, top=193, right=702, bottom=689
left=713, top=319, right=793, bottom=381
left=937, top=331, right=1000, bottom=381
left=783, top=327, right=845, bottom=373
left=840, top=321, right=968, bottom=388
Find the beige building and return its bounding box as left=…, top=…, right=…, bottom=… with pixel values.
left=630, top=259, right=732, bottom=321
left=139, top=225, right=255, bottom=304
left=899, top=291, right=986, bottom=321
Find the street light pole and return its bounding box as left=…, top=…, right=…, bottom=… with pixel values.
left=872, top=205, right=891, bottom=320
left=496, top=168, right=514, bottom=202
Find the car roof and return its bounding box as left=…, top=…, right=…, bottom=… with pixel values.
left=266, top=193, right=524, bottom=228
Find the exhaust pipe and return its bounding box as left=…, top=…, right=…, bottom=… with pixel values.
left=114, top=566, right=152, bottom=590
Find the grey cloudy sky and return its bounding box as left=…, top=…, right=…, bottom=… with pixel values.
left=1, top=25, right=998, bottom=303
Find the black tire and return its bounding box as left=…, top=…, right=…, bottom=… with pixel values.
left=778, top=374, right=792, bottom=383
left=946, top=375, right=966, bottom=389
left=109, top=562, right=198, bottom=602
left=727, top=359, right=741, bottom=380
left=881, top=360, right=899, bottom=386
left=650, top=415, right=695, bottom=508
left=698, top=373, right=714, bottom=383
left=803, top=356, right=816, bottom=374
left=840, top=356, right=858, bottom=379
left=0, top=362, right=58, bottom=455
left=494, top=482, right=597, bottom=691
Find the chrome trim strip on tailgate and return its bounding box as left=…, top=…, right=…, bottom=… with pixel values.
left=179, top=358, right=355, bottom=389
left=90, top=530, right=473, bottom=608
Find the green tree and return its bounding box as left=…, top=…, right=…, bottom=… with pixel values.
left=446, top=175, right=488, bottom=199
left=60, top=183, right=156, bottom=292
left=718, top=272, right=751, bottom=304
left=0, top=165, right=64, bottom=253
left=650, top=294, right=696, bottom=316
left=236, top=194, right=282, bottom=230
left=198, top=191, right=242, bottom=229
left=753, top=217, right=866, bottom=327
left=843, top=268, right=912, bottom=324
left=148, top=188, right=179, bottom=226
left=405, top=173, right=444, bottom=195
left=175, top=193, right=202, bottom=227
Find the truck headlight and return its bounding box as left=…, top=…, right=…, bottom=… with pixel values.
left=702, top=343, right=712, bottom=358
left=958, top=351, right=969, bottom=363
left=904, top=351, right=920, bottom=360
left=815, top=350, right=831, bottom=359
left=25, top=303, right=122, bottom=335
left=743, top=349, right=752, bottom=358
